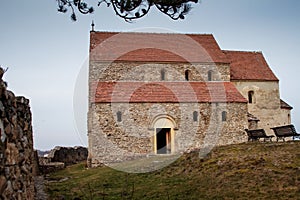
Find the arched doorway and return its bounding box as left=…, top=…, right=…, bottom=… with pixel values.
left=151, top=115, right=176, bottom=154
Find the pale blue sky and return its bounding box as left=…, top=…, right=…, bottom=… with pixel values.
left=0, top=0, right=299, bottom=150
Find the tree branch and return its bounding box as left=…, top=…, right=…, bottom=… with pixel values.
left=56, top=0, right=198, bottom=21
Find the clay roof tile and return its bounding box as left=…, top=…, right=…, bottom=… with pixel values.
left=92, top=81, right=247, bottom=103
left=223, top=50, right=278, bottom=81
left=89, top=31, right=229, bottom=63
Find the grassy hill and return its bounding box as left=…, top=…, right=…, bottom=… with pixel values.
left=46, top=141, right=300, bottom=200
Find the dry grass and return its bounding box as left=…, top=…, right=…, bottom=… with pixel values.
left=46, top=141, right=300, bottom=199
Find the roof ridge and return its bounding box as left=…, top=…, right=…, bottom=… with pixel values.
left=96, top=80, right=231, bottom=82
left=90, top=31, right=213, bottom=36
left=223, top=50, right=263, bottom=54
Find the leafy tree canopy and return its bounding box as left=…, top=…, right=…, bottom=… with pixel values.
left=56, top=0, right=199, bottom=21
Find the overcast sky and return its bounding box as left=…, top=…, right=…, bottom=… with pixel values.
left=0, top=0, right=299, bottom=150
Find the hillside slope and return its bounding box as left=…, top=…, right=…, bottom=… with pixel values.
left=46, top=142, right=300, bottom=199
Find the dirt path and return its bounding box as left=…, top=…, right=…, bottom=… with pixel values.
left=34, top=176, right=48, bottom=200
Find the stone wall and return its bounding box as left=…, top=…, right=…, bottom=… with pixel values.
left=88, top=102, right=247, bottom=167
left=88, top=61, right=247, bottom=167
left=0, top=68, right=35, bottom=199
left=89, top=61, right=230, bottom=83
left=47, top=146, right=88, bottom=166
left=233, top=81, right=290, bottom=135
left=37, top=146, right=87, bottom=174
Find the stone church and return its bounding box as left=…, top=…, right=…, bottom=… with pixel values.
left=87, top=31, right=292, bottom=167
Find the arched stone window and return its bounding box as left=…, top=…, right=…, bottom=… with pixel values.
left=222, top=111, right=227, bottom=121
left=208, top=70, right=213, bottom=81
left=248, top=91, right=255, bottom=104
left=117, top=111, right=122, bottom=122
left=193, top=111, right=198, bottom=122
left=161, top=69, right=165, bottom=81
left=185, top=70, right=190, bottom=81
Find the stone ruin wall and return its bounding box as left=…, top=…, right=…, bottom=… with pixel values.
left=0, top=68, right=35, bottom=199
left=47, top=146, right=88, bottom=166
left=39, top=146, right=88, bottom=174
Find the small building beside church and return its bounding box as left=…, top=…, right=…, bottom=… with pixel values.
left=87, top=31, right=292, bottom=167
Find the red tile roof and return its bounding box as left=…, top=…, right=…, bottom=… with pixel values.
left=224, top=50, right=278, bottom=81
left=92, top=82, right=247, bottom=103
left=89, top=32, right=279, bottom=81
left=89, top=31, right=229, bottom=63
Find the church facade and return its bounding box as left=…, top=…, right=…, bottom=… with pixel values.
left=87, top=31, right=292, bottom=167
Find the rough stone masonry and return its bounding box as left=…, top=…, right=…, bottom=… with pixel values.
left=0, top=67, right=35, bottom=199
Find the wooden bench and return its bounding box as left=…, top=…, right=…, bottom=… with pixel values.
left=245, top=129, right=274, bottom=142
left=270, top=124, right=300, bottom=142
